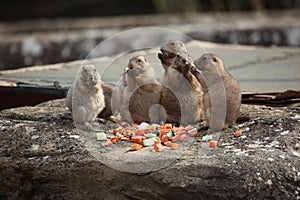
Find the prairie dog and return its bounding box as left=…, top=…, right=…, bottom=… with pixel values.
left=192, top=53, right=241, bottom=130
left=65, top=64, right=105, bottom=130
left=158, top=40, right=204, bottom=125
left=121, top=55, right=162, bottom=123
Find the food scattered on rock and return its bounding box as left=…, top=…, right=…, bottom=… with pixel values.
left=99, top=121, right=197, bottom=152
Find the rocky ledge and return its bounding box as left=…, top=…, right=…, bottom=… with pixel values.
left=0, top=99, right=299, bottom=199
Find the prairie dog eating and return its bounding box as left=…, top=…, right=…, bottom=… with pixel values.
left=65, top=64, right=105, bottom=130
left=192, top=53, right=241, bottom=130
left=158, top=40, right=204, bottom=125
left=121, top=55, right=163, bottom=123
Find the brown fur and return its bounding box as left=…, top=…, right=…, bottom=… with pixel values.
left=158, top=40, right=204, bottom=125
left=121, top=55, right=162, bottom=123
left=192, top=53, right=241, bottom=130
left=65, top=64, right=105, bottom=130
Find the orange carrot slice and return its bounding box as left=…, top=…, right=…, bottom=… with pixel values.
left=209, top=141, right=218, bottom=148
left=171, top=143, right=179, bottom=150
left=131, top=144, right=143, bottom=151
left=165, top=123, right=173, bottom=129
left=135, top=129, right=145, bottom=136
left=131, top=136, right=146, bottom=144
left=188, top=131, right=197, bottom=137
left=164, top=141, right=172, bottom=146
left=161, top=135, right=169, bottom=143
left=113, top=127, right=122, bottom=133
left=235, top=130, right=242, bottom=137
left=154, top=144, right=163, bottom=152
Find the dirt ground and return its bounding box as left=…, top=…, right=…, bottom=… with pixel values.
left=0, top=99, right=299, bottom=199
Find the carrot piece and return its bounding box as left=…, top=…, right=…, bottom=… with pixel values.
left=165, top=123, right=173, bottom=129
left=164, top=141, right=172, bottom=146
left=131, top=144, right=143, bottom=151
left=171, top=135, right=180, bottom=143
left=235, top=130, right=242, bottom=137
left=135, top=129, right=145, bottom=136
left=161, top=135, right=169, bottom=143
left=180, top=134, right=188, bottom=142
left=171, top=143, right=179, bottom=150
left=131, top=136, right=146, bottom=144
left=160, top=128, right=169, bottom=135
left=154, top=144, right=164, bottom=152
left=209, top=141, right=218, bottom=148
left=111, top=136, right=119, bottom=143
left=123, top=132, right=130, bottom=137
left=113, top=127, right=122, bottom=134
left=121, top=137, right=129, bottom=141
left=132, top=123, right=139, bottom=127
left=154, top=140, right=161, bottom=146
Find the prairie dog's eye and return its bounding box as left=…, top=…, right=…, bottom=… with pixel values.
left=137, top=59, right=142, bottom=63
left=212, top=57, right=217, bottom=62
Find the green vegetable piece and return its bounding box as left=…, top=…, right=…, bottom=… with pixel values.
left=143, top=137, right=161, bottom=147
left=166, top=130, right=174, bottom=140
left=96, top=132, right=107, bottom=141
left=202, top=134, right=213, bottom=142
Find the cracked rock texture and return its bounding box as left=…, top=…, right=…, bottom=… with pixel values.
left=0, top=99, right=299, bottom=199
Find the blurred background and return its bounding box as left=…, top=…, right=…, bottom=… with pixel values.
left=0, top=0, right=299, bottom=20
left=0, top=0, right=299, bottom=70
left=0, top=0, right=299, bottom=109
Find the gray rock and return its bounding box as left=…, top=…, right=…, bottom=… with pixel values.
left=0, top=99, right=299, bottom=199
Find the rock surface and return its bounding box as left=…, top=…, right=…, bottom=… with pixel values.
left=0, top=99, right=299, bottom=199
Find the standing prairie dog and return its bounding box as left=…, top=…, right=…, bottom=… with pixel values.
left=121, top=55, right=163, bottom=123
left=158, top=40, right=204, bottom=125
left=65, top=64, right=105, bottom=131
left=192, top=53, right=241, bottom=130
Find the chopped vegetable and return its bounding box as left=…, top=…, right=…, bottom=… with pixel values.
left=202, top=134, right=213, bottom=142
left=188, top=128, right=198, bottom=137
left=121, top=137, right=129, bottom=141
left=164, top=141, right=172, bottom=146
left=135, top=129, right=145, bottom=136
left=154, top=142, right=164, bottom=152
left=171, top=143, right=179, bottom=150
left=165, top=123, right=173, bottom=129
left=113, top=127, right=122, bottom=133
left=209, top=141, right=218, bottom=148
left=143, top=137, right=160, bottom=147
left=111, top=136, right=119, bottom=143
left=176, top=130, right=186, bottom=135
left=131, top=136, right=146, bottom=144
left=166, top=130, right=174, bottom=139
left=235, top=130, right=242, bottom=137
left=131, top=144, right=143, bottom=151
left=161, top=135, right=169, bottom=143
left=96, top=132, right=107, bottom=141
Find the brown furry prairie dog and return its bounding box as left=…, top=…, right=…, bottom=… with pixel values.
left=192, top=53, right=241, bottom=130
left=120, top=55, right=163, bottom=123
left=65, top=64, right=105, bottom=131
left=158, top=40, right=204, bottom=125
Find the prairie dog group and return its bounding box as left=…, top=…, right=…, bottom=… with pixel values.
left=120, top=55, right=163, bottom=123
left=65, top=64, right=105, bottom=130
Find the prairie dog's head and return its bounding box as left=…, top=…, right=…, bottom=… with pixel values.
left=194, top=53, right=225, bottom=74
left=160, top=40, right=188, bottom=57
left=158, top=40, right=191, bottom=70
left=126, top=55, right=151, bottom=78
left=79, top=64, right=100, bottom=87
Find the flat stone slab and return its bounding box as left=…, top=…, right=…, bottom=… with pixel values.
left=0, top=99, right=299, bottom=199
left=1, top=41, right=299, bottom=92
